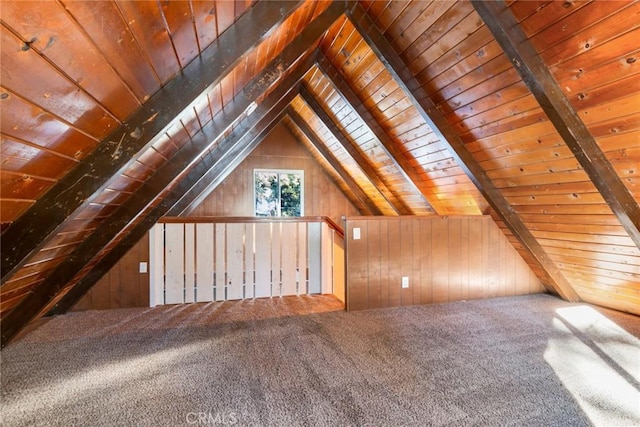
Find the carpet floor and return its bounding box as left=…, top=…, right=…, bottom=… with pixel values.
left=2, top=294, right=639, bottom=426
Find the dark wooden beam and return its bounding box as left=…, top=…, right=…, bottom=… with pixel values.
left=169, top=81, right=309, bottom=215
left=345, top=3, right=580, bottom=301
left=286, top=106, right=381, bottom=215
left=48, top=108, right=291, bottom=318
left=472, top=0, right=640, bottom=249
left=0, top=0, right=305, bottom=283
left=315, top=52, right=440, bottom=215
left=299, top=85, right=410, bottom=215
left=167, top=60, right=322, bottom=216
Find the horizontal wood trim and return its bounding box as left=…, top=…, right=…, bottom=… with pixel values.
left=159, top=216, right=344, bottom=239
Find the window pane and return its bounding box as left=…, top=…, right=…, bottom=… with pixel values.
left=280, top=173, right=301, bottom=217
left=255, top=172, right=278, bottom=216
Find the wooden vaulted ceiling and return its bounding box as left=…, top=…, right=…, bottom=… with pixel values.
left=0, top=0, right=638, bottom=345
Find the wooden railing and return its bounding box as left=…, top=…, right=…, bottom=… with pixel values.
left=150, top=217, right=344, bottom=306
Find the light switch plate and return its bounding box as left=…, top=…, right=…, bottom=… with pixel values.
left=139, top=262, right=148, bottom=273
left=353, top=227, right=361, bottom=240
left=402, top=276, right=409, bottom=288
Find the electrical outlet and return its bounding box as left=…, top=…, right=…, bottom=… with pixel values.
left=402, top=276, right=409, bottom=288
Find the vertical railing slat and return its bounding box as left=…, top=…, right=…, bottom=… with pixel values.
left=196, top=223, right=215, bottom=302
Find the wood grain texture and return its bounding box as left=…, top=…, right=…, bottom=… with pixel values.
left=188, top=122, right=360, bottom=226
left=345, top=216, right=545, bottom=311
left=73, top=234, right=149, bottom=311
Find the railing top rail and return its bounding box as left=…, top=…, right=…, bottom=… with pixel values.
left=158, top=216, right=345, bottom=238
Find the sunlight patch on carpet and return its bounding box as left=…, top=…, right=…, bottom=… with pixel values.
left=545, top=306, right=640, bottom=426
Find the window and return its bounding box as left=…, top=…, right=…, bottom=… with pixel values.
left=254, top=169, right=304, bottom=217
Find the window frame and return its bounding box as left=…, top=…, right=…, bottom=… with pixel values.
left=253, top=169, right=304, bottom=217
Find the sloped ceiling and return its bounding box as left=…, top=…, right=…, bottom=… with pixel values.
left=1, top=0, right=638, bottom=345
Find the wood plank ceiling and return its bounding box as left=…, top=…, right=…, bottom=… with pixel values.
left=1, top=0, right=638, bottom=345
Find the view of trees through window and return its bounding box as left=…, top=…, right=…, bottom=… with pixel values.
left=254, top=170, right=303, bottom=217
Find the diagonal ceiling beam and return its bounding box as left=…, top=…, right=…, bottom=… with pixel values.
left=168, top=54, right=319, bottom=216
left=345, top=3, right=580, bottom=302
left=315, top=52, right=441, bottom=214
left=0, top=0, right=306, bottom=282
left=286, top=106, right=381, bottom=215
left=472, top=0, right=640, bottom=249
left=299, top=85, right=410, bottom=215
left=48, top=105, right=293, bottom=320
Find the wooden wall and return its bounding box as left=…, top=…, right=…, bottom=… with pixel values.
left=74, top=122, right=360, bottom=311
left=73, top=234, right=149, bottom=311
left=188, top=122, right=362, bottom=224
left=345, top=216, right=545, bottom=311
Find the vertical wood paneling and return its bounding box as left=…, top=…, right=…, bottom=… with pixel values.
left=333, top=234, right=345, bottom=303
left=387, top=219, right=402, bottom=307
left=345, top=220, right=368, bottom=311
left=418, top=218, right=432, bottom=305
left=367, top=220, right=381, bottom=309
left=345, top=216, right=545, bottom=310
left=400, top=218, right=414, bottom=305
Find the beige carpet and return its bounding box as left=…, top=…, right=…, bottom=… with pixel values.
left=2, top=294, right=639, bottom=426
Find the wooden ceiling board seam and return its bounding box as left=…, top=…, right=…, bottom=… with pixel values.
left=393, top=1, right=458, bottom=55
left=374, top=0, right=411, bottom=34
left=548, top=25, right=640, bottom=83
left=515, top=0, right=592, bottom=39
left=190, top=0, right=218, bottom=53
left=402, top=2, right=475, bottom=70
left=157, top=0, right=201, bottom=70
left=0, top=2, right=138, bottom=123
left=530, top=1, right=633, bottom=56
left=113, top=1, right=180, bottom=85
left=0, top=132, right=82, bottom=165
left=418, top=26, right=495, bottom=91
left=425, top=47, right=504, bottom=106
left=0, top=82, right=107, bottom=149
left=505, top=0, right=549, bottom=23
left=412, top=12, right=486, bottom=76
left=55, top=0, right=147, bottom=107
